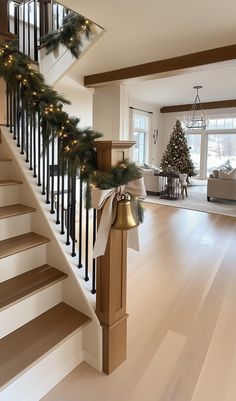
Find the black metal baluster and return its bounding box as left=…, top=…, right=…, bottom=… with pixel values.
left=85, top=183, right=89, bottom=281
left=60, top=157, right=65, bottom=234
left=50, top=135, right=55, bottom=213
left=22, top=1, right=25, bottom=54
left=16, top=85, right=20, bottom=147
left=46, top=137, right=50, bottom=203
left=25, top=104, right=29, bottom=161
left=42, top=134, right=46, bottom=194
left=9, top=89, right=13, bottom=133
left=34, top=0, right=38, bottom=61
left=33, top=114, right=37, bottom=177
left=29, top=111, right=33, bottom=170
left=27, top=2, right=30, bottom=57
left=56, top=3, right=59, bottom=29
left=14, top=3, right=19, bottom=38
left=13, top=90, right=17, bottom=140
left=70, top=168, right=76, bottom=256
left=6, top=84, right=9, bottom=127
left=51, top=0, right=54, bottom=30
left=7, top=1, right=10, bottom=33
left=37, top=111, right=41, bottom=185
left=20, top=101, right=25, bottom=154
left=91, top=209, right=97, bottom=294
left=78, top=177, right=83, bottom=269
left=56, top=137, right=60, bottom=224
left=66, top=163, right=71, bottom=245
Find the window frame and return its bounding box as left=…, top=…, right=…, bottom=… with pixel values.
left=185, top=123, right=236, bottom=179
left=130, top=110, right=150, bottom=164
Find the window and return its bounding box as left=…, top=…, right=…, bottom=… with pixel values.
left=131, top=112, right=149, bottom=164
left=185, top=116, right=236, bottom=178
left=207, top=134, right=236, bottom=173
left=185, top=134, right=201, bottom=177
left=207, top=118, right=236, bottom=130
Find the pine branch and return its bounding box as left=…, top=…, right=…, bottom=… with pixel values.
left=40, top=12, right=93, bottom=59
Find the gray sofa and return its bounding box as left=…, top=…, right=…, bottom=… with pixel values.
left=207, top=178, right=236, bottom=201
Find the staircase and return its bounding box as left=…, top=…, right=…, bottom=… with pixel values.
left=0, top=133, right=97, bottom=401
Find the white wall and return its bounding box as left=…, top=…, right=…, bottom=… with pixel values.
left=93, top=84, right=125, bottom=140
left=128, top=98, right=161, bottom=165
left=54, top=75, right=93, bottom=128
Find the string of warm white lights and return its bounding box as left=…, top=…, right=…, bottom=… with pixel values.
left=0, top=41, right=144, bottom=219
left=0, top=41, right=102, bottom=181
left=40, top=12, right=94, bottom=58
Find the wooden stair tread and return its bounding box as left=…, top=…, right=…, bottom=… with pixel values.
left=0, top=232, right=50, bottom=259
left=0, top=158, right=11, bottom=162
left=0, top=265, right=68, bottom=310
left=0, top=302, right=91, bottom=389
left=0, top=204, right=36, bottom=219
left=0, top=179, right=22, bottom=187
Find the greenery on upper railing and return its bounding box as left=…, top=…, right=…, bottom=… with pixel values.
left=40, top=12, right=94, bottom=58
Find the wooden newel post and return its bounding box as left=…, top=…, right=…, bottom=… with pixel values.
left=94, top=140, right=135, bottom=374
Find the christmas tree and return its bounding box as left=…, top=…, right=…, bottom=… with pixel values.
left=160, top=119, right=196, bottom=176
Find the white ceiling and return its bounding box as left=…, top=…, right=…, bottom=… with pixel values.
left=60, top=0, right=236, bottom=105
left=62, top=0, right=236, bottom=77
left=126, top=64, right=236, bottom=106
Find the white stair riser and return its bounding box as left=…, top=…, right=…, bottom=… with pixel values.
left=0, top=185, right=21, bottom=206
left=0, top=162, right=14, bottom=180
left=0, top=329, right=84, bottom=401
left=0, top=282, right=63, bottom=338
left=0, top=244, right=47, bottom=282
left=0, top=213, right=32, bottom=241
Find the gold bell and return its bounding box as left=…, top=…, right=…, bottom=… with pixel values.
left=112, top=193, right=139, bottom=230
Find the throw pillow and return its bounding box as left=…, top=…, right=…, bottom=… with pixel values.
left=212, top=170, right=219, bottom=179
left=218, top=160, right=233, bottom=172
left=219, top=168, right=236, bottom=180
left=229, top=168, right=236, bottom=180
left=144, top=162, right=152, bottom=169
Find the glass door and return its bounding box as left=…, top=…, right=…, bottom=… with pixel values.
left=185, top=134, right=201, bottom=177
left=207, top=133, right=236, bottom=174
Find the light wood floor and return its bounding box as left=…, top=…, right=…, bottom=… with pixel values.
left=42, top=204, right=236, bottom=401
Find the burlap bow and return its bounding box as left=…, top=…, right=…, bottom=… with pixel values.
left=91, top=177, right=146, bottom=258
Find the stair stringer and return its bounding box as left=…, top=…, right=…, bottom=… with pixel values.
left=0, top=126, right=102, bottom=372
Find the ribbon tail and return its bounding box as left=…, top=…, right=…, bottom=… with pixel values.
left=128, top=227, right=139, bottom=252
left=93, top=193, right=115, bottom=258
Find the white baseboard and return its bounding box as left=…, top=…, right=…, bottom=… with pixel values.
left=83, top=351, right=102, bottom=372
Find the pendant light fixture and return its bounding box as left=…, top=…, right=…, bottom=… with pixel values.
left=184, top=85, right=208, bottom=130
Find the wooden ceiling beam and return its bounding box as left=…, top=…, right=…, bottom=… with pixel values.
left=84, top=44, right=236, bottom=87
left=160, top=99, right=236, bottom=113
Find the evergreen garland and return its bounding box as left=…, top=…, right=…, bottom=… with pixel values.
left=87, top=161, right=145, bottom=224
left=0, top=41, right=145, bottom=224
left=160, top=119, right=196, bottom=177
left=40, top=12, right=94, bottom=58
left=0, top=41, right=102, bottom=181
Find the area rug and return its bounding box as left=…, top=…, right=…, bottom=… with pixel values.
left=144, top=180, right=236, bottom=218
